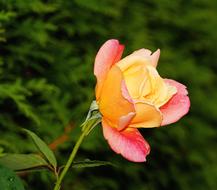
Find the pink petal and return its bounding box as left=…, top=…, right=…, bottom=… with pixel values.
left=160, top=79, right=190, bottom=126
left=102, top=119, right=150, bottom=162
left=164, top=79, right=188, bottom=95
left=94, top=39, right=124, bottom=99
left=114, top=44, right=124, bottom=63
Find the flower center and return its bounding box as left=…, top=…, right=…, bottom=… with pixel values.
left=118, top=62, right=177, bottom=108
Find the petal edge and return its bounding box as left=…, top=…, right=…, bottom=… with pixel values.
left=94, top=39, right=124, bottom=99
left=99, top=66, right=135, bottom=124
left=160, top=79, right=190, bottom=126
left=102, top=119, right=150, bottom=162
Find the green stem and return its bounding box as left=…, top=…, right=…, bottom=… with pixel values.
left=53, top=125, right=90, bottom=190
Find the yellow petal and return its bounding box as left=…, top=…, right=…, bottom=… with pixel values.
left=117, top=55, right=151, bottom=72
left=130, top=101, right=162, bottom=128
left=120, top=63, right=151, bottom=99
left=141, top=66, right=177, bottom=107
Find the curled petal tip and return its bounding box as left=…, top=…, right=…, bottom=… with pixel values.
left=151, top=49, right=160, bottom=67
left=118, top=112, right=136, bottom=131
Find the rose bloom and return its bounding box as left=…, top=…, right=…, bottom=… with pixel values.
left=94, top=39, right=190, bottom=162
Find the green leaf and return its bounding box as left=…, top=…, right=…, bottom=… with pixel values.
left=22, top=129, right=57, bottom=169
left=0, top=164, right=25, bottom=190
left=72, top=159, right=114, bottom=168
left=0, top=154, right=49, bottom=171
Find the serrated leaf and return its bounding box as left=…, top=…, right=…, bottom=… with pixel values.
left=22, top=129, right=57, bottom=169
left=72, top=160, right=114, bottom=168
left=0, top=154, right=49, bottom=171
left=0, top=164, right=25, bottom=190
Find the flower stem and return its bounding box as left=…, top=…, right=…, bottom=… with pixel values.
left=53, top=125, right=91, bottom=190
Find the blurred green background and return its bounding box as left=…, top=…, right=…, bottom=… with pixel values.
left=0, top=0, right=216, bottom=190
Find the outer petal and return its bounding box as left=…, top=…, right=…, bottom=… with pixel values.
left=160, top=79, right=190, bottom=126
left=130, top=101, right=163, bottom=128
left=94, top=39, right=124, bottom=99
left=164, top=79, right=188, bottom=95
left=99, top=66, right=135, bottom=125
left=102, top=119, right=150, bottom=162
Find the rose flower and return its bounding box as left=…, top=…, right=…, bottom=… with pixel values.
left=94, top=40, right=190, bottom=162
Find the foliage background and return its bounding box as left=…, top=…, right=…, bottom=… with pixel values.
left=0, top=0, right=216, bottom=189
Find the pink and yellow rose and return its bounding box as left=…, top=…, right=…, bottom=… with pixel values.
left=94, top=39, right=190, bottom=162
